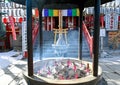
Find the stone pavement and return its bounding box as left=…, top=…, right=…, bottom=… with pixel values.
left=0, top=59, right=27, bottom=85
left=0, top=53, right=120, bottom=85
left=99, top=56, right=120, bottom=85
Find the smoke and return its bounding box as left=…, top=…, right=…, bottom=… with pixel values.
left=33, top=30, right=79, bottom=61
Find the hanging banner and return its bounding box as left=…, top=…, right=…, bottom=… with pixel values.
left=76, top=8, right=79, bottom=16
left=44, top=9, right=49, bottom=17
left=42, top=9, right=44, bottom=17
left=100, top=7, right=104, bottom=14
left=35, top=8, right=39, bottom=17
left=114, top=7, right=119, bottom=14
left=105, top=13, right=118, bottom=31
left=42, top=9, right=79, bottom=17
left=22, top=21, right=28, bottom=58
left=62, top=10, right=67, bottom=16
left=49, top=9, right=53, bottom=16
left=22, top=21, right=27, bottom=51
left=67, top=9, right=72, bottom=16
left=53, top=10, right=59, bottom=16
left=106, top=7, right=111, bottom=14
left=105, top=14, right=110, bottom=30
left=72, top=9, right=77, bottom=16
left=103, top=7, right=106, bottom=14
left=9, top=16, right=16, bottom=40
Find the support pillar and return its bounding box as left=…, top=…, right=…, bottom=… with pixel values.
left=79, top=7, right=83, bottom=60
left=26, top=0, right=33, bottom=76
left=93, top=0, right=101, bottom=77
left=38, top=8, right=43, bottom=60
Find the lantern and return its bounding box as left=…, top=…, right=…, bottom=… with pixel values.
left=3, top=17, right=8, bottom=24
left=19, top=17, right=23, bottom=23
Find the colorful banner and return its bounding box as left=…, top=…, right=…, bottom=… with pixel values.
left=67, top=9, right=72, bottom=16
left=53, top=10, right=59, bottom=16
left=42, top=9, right=79, bottom=17
left=43, top=9, right=59, bottom=17
left=62, top=10, right=67, bottom=16
left=76, top=8, right=79, bottom=16
left=9, top=16, right=16, bottom=40
left=48, top=9, right=53, bottom=16
left=44, top=9, right=49, bottom=17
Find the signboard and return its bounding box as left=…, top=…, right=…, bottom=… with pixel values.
left=100, top=29, right=106, bottom=37
left=105, top=13, right=118, bottom=31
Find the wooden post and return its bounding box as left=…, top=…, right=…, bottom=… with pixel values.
left=38, top=8, right=43, bottom=60
left=79, top=7, right=83, bottom=60
left=93, top=0, right=101, bottom=77
left=26, top=0, right=33, bottom=76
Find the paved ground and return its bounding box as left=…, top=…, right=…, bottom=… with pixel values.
left=0, top=50, right=120, bottom=85
left=99, top=57, right=120, bottom=85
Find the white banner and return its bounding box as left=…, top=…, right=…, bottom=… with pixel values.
left=62, top=10, right=67, bottom=16
left=105, top=13, right=118, bottom=31
left=22, top=21, right=27, bottom=51
left=103, top=7, right=106, bottom=14
left=100, top=7, right=104, bottom=14
left=115, top=7, right=120, bottom=14
left=42, top=9, right=44, bottom=17
left=105, top=14, right=110, bottom=29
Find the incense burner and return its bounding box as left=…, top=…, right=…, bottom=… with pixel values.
left=23, top=58, right=102, bottom=85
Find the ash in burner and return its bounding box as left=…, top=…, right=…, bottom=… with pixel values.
left=52, top=34, right=69, bottom=57
left=36, top=59, right=91, bottom=80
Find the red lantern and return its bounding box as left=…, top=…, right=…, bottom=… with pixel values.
left=19, top=17, right=23, bottom=23
left=3, top=18, right=8, bottom=24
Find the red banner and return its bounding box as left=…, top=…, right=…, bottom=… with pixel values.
left=9, top=16, right=16, bottom=40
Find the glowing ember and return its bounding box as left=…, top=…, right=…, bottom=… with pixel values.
left=36, top=59, right=91, bottom=80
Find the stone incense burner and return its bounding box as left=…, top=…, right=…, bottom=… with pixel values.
left=23, top=58, right=102, bottom=85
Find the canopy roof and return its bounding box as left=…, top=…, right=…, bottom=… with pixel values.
left=11, top=0, right=113, bottom=9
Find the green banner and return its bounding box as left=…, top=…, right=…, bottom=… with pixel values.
left=49, top=9, right=53, bottom=16
left=72, top=9, right=77, bottom=16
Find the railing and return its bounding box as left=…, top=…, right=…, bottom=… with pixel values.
left=82, top=22, right=93, bottom=58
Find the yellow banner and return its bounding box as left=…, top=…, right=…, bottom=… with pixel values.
left=77, top=8, right=80, bottom=16
left=53, top=10, right=59, bottom=16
